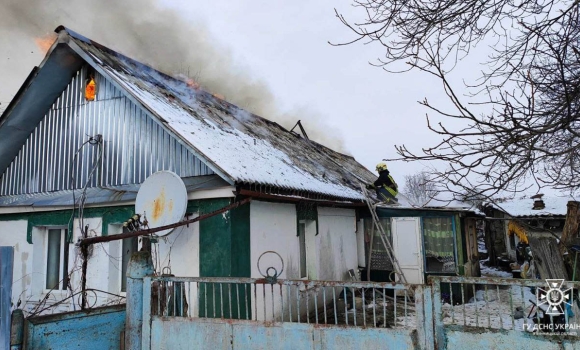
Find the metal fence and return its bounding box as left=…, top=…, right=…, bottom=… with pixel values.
left=430, top=276, right=580, bottom=334
left=145, top=276, right=419, bottom=328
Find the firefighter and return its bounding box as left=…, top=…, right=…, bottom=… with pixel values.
left=366, top=162, right=398, bottom=203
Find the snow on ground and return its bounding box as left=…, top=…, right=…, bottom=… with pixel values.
left=441, top=285, right=536, bottom=330
left=480, top=259, right=512, bottom=278
left=395, top=285, right=536, bottom=332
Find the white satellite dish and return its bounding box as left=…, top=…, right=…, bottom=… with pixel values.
left=135, top=171, right=188, bottom=236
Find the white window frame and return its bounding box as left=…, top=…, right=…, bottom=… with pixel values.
left=43, top=227, right=69, bottom=293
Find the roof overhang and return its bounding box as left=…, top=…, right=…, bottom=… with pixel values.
left=0, top=40, right=84, bottom=173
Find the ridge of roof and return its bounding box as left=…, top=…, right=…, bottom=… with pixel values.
left=51, top=26, right=375, bottom=201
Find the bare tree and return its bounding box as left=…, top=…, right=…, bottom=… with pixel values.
left=404, top=172, right=439, bottom=206
left=335, top=0, right=580, bottom=200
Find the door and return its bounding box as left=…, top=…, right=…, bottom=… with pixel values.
left=391, top=217, right=424, bottom=284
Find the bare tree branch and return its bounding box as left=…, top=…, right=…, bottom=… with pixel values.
left=336, top=0, right=580, bottom=199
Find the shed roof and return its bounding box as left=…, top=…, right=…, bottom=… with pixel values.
left=486, top=196, right=577, bottom=217
left=0, top=26, right=376, bottom=202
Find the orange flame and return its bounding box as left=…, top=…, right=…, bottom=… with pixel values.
left=212, top=93, right=225, bottom=100
left=34, top=34, right=57, bottom=54
left=186, top=79, right=200, bottom=90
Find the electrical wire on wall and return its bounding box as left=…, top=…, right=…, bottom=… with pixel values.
left=65, top=133, right=104, bottom=310
left=67, top=134, right=103, bottom=239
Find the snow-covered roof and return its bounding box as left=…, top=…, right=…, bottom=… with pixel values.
left=376, top=193, right=483, bottom=214
left=487, top=196, right=576, bottom=217
left=41, top=27, right=377, bottom=202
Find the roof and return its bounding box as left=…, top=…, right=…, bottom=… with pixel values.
left=0, top=175, right=228, bottom=207
left=376, top=193, right=483, bottom=214
left=0, top=26, right=376, bottom=203
left=486, top=196, right=576, bottom=217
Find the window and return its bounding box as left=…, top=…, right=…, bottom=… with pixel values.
left=423, top=217, right=456, bottom=273
left=299, top=223, right=307, bottom=278
left=298, top=220, right=316, bottom=279
left=46, top=229, right=69, bottom=290
left=121, top=236, right=138, bottom=292
left=363, top=218, right=392, bottom=271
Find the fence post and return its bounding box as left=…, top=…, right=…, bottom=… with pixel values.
left=414, top=285, right=427, bottom=350
left=431, top=277, right=445, bottom=350
left=125, top=251, right=154, bottom=350
left=423, top=285, right=435, bottom=350
left=141, top=277, right=152, bottom=350
left=10, top=309, right=24, bottom=350
left=0, top=246, right=14, bottom=350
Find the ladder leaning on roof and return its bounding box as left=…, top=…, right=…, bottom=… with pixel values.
left=360, top=184, right=407, bottom=284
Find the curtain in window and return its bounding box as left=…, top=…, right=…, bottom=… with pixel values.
left=423, top=217, right=454, bottom=259
left=364, top=218, right=393, bottom=271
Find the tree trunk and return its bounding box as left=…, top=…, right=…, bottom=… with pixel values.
left=560, top=201, right=580, bottom=279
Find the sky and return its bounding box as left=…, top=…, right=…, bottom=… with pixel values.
left=0, top=0, right=471, bottom=187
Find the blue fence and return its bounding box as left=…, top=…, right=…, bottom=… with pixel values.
left=25, top=304, right=125, bottom=350
left=139, top=275, right=580, bottom=349
left=142, top=276, right=431, bottom=350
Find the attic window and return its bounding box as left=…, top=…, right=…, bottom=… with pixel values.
left=85, top=68, right=97, bottom=101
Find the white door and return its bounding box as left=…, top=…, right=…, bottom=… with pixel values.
left=391, top=217, right=424, bottom=284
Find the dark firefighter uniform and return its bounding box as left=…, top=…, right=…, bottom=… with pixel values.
left=366, top=162, right=398, bottom=202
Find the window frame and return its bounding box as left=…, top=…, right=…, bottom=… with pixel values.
left=120, top=235, right=139, bottom=293
left=297, top=219, right=317, bottom=280
left=363, top=217, right=393, bottom=271
left=108, top=224, right=141, bottom=295
left=298, top=221, right=307, bottom=279
left=421, top=216, right=458, bottom=274
left=44, top=227, right=69, bottom=292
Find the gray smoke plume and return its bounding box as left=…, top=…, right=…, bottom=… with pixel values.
left=0, top=0, right=345, bottom=150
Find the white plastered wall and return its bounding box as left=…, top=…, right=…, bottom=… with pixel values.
left=250, top=201, right=297, bottom=279
left=249, top=201, right=296, bottom=321
left=248, top=202, right=358, bottom=322
left=0, top=216, right=134, bottom=315
left=316, top=207, right=358, bottom=281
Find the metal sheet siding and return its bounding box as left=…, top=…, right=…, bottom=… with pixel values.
left=0, top=68, right=214, bottom=195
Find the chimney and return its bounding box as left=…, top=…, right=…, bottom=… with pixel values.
left=531, top=193, right=545, bottom=210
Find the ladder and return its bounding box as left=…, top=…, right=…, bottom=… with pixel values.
left=360, top=184, right=407, bottom=284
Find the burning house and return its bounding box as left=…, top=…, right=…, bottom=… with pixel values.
left=0, top=26, right=378, bottom=314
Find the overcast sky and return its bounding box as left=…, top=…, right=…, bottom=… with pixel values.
left=0, top=0, right=472, bottom=186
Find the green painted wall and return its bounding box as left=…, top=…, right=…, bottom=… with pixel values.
left=199, top=198, right=233, bottom=277
left=194, top=198, right=251, bottom=319
left=0, top=206, right=135, bottom=243
left=0, top=197, right=252, bottom=319
left=0, top=199, right=251, bottom=275
left=231, top=203, right=251, bottom=278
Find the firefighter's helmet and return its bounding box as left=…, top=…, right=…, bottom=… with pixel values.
left=376, top=162, right=388, bottom=172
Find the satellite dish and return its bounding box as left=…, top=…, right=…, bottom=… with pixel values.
left=135, top=171, right=188, bottom=236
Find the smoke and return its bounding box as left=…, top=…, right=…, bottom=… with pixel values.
left=0, top=0, right=345, bottom=150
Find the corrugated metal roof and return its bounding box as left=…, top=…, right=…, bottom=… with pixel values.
left=38, top=26, right=376, bottom=201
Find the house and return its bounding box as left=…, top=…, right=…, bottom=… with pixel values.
left=357, top=196, right=483, bottom=284
left=483, top=195, right=573, bottom=266
left=0, top=26, right=378, bottom=315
